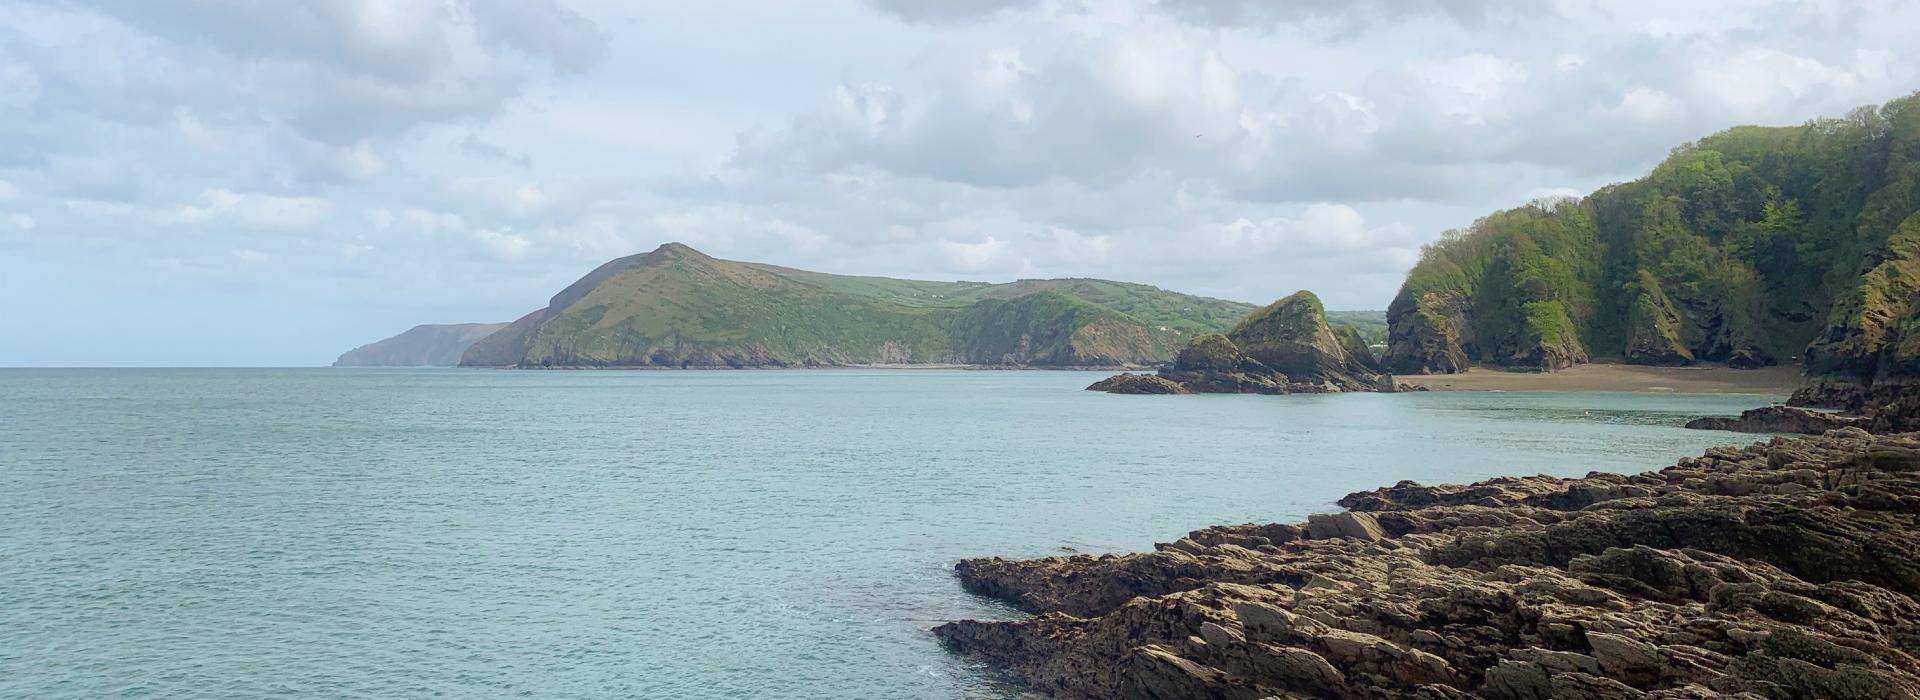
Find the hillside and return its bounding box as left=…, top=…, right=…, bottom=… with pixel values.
left=1386, top=92, right=1920, bottom=391
left=456, top=243, right=1257, bottom=368
left=332, top=323, right=507, bottom=367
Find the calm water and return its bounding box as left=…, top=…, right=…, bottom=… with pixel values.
left=0, top=369, right=1781, bottom=698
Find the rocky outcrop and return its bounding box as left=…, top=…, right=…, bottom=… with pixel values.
left=1092, top=292, right=1394, bottom=395
left=1384, top=289, right=1474, bottom=375
left=1152, top=334, right=1290, bottom=394
left=936, top=429, right=1920, bottom=699
left=1086, top=373, right=1192, bottom=395
left=1792, top=215, right=1920, bottom=433
left=1686, top=405, right=1868, bottom=435
left=1228, top=291, right=1384, bottom=391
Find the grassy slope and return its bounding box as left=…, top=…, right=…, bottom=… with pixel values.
left=1389, top=91, right=1920, bottom=373
left=1325, top=310, right=1388, bottom=345
left=469, top=245, right=1257, bottom=367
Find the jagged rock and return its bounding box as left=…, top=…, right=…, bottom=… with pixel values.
left=935, top=430, right=1920, bottom=699
left=1086, top=373, right=1192, bottom=395
left=1685, top=405, right=1868, bottom=435
left=1092, top=291, right=1392, bottom=395
left=1304, top=512, right=1387, bottom=541
left=1384, top=289, right=1474, bottom=375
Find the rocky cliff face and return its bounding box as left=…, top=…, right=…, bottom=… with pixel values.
left=1792, top=214, right=1920, bottom=432
left=1386, top=92, right=1920, bottom=377
left=1093, top=291, right=1395, bottom=394
left=332, top=323, right=507, bottom=367
left=937, top=429, right=1920, bottom=699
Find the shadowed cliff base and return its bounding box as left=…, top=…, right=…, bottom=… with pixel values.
left=936, top=428, right=1920, bottom=699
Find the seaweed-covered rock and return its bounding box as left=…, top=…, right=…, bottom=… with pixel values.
left=1230, top=291, right=1383, bottom=389
left=1685, top=405, right=1867, bottom=434
left=1085, top=373, right=1191, bottom=395
left=1091, top=292, right=1393, bottom=395
left=936, top=430, right=1920, bottom=699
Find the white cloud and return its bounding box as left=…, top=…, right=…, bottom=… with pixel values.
left=5, top=0, right=1920, bottom=365
left=165, top=189, right=330, bottom=231
left=937, top=236, right=1017, bottom=273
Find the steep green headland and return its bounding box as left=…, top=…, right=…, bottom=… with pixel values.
left=1387, top=92, right=1920, bottom=380
left=333, top=323, right=507, bottom=367
left=456, top=243, right=1257, bottom=368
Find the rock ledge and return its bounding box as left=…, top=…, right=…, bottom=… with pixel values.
left=936, top=429, right=1920, bottom=699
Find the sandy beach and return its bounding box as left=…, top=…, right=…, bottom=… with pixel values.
left=1395, top=362, right=1802, bottom=394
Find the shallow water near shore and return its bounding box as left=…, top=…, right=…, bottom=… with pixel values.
left=1, top=368, right=1784, bottom=698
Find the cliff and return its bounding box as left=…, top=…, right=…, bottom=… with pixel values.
left=1386, top=92, right=1920, bottom=382
left=332, top=323, right=507, bottom=367
left=937, top=428, right=1920, bottom=698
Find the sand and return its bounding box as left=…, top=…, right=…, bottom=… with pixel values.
left=1395, top=362, right=1802, bottom=395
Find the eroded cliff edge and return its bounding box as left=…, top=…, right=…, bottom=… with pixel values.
left=935, top=429, right=1920, bottom=699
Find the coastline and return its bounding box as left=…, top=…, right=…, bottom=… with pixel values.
left=935, top=428, right=1920, bottom=698
left=1396, top=362, right=1801, bottom=395
left=444, top=362, right=1159, bottom=371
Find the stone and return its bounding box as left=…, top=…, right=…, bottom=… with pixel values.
left=934, top=430, right=1920, bottom=699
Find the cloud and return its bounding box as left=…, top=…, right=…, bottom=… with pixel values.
left=4, top=0, right=1920, bottom=365
left=163, top=189, right=330, bottom=231
left=869, top=0, right=1028, bottom=24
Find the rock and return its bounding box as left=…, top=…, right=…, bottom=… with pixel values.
left=935, top=430, right=1920, bottom=699
left=1304, top=512, right=1387, bottom=541
left=1229, top=291, right=1387, bottom=390
left=1101, top=291, right=1398, bottom=396
left=1586, top=631, right=1662, bottom=686
left=1383, top=289, right=1474, bottom=375
left=1087, top=373, right=1192, bottom=394
left=1684, top=405, right=1867, bottom=435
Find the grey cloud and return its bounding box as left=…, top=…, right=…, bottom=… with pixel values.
left=867, top=0, right=1029, bottom=24
left=1152, top=0, right=1546, bottom=34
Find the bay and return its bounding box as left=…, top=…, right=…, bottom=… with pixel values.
left=0, top=368, right=1780, bottom=698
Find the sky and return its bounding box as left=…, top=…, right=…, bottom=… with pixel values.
left=2, top=0, right=1916, bottom=366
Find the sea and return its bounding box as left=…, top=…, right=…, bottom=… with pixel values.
left=0, top=368, right=1785, bottom=698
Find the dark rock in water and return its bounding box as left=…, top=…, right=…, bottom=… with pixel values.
left=1155, top=334, right=1290, bottom=394
left=1793, top=378, right=1920, bottom=434
left=935, top=429, right=1920, bottom=699
left=1091, top=291, right=1393, bottom=396
left=1685, top=405, right=1868, bottom=435
left=1227, top=291, right=1382, bottom=390
left=1085, top=373, right=1191, bottom=395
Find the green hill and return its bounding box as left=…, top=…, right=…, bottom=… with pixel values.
left=1386, top=92, right=1920, bottom=384
left=458, top=243, right=1257, bottom=368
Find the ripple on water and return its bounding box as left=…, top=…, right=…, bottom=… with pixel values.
left=0, top=369, right=1780, bottom=698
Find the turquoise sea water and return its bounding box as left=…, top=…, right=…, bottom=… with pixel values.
left=0, top=369, right=1784, bottom=698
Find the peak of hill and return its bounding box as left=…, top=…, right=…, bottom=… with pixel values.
left=333, top=323, right=508, bottom=367
left=454, top=245, right=1257, bottom=368
left=1386, top=91, right=1920, bottom=398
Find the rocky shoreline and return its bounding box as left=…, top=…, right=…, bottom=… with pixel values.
left=1684, top=405, right=1868, bottom=435
left=935, top=429, right=1920, bottom=699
